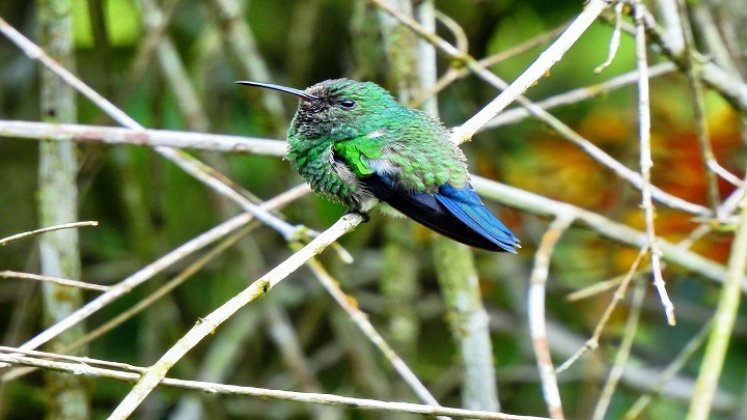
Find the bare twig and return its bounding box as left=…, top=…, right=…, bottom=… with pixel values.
left=471, top=176, right=731, bottom=286
left=0, top=120, right=287, bottom=155
left=2, top=225, right=254, bottom=383
left=0, top=16, right=298, bottom=240
left=448, top=0, right=611, bottom=142
left=594, top=2, right=624, bottom=73
left=672, top=0, right=721, bottom=212
left=625, top=317, right=713, bottom=418
left=108, top=213, right=364, bottom=419
left=565, top=266, right=653, bottom=302
left=0, top=271, right=110, bottom=292
left=556, top=248, right=648, bottom=374
left=707, top=161, right=745, bottom=189
left=306, top=259, right=444, bottom=409
left=11, top=214, right=250, bottom=357
left=688, top=175, right=747, bottom=419
left=0, top=221, right=98, bottom=246
left=591, top=281, right=646, bottom=420
left=484, top=63, right=676, bottom=130
left=638, top=7, right=747, bottom=112
left=0, top=351, right=548, bottom=420
left=528, top=215, right=574, bottom=418
left=634, top=1, right=676, bottom=325
left=368, top=0, right=710, bottom=216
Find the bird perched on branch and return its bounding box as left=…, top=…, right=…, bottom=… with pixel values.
left=237, top=78, right=520, bottom=253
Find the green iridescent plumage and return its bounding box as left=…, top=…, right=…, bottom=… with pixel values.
left=285, top=79, right=468, bottom=209
left=237, top=78, right=520, bottom=252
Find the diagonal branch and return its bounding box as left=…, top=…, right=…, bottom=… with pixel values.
left=450, top=0, right=610, bottom=142
left=471, top=176, right=735, bottom=286
left=368, top=0, right=709, bottom=217
left=306, top=259, right=444, bottom=409
left=0, top=16, right=297, bottom=240
left=0, top=350, right=548, bottom=420
left=6, top=184, right=307, bottom=359
left=108, top=213, right=364, bottom=419
left=0, top=221, right=98, bottom=246
left=0, top=120, right=286, bottom=155
left=528, top=215, right=574, bottom=418
left=633, top=0, right=675, bottom=325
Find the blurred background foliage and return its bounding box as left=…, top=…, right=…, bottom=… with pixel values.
left=0, top=0, right=745, bottom=419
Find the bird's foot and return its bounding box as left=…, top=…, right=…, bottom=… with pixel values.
left=345, top=209, right=370, bottom=223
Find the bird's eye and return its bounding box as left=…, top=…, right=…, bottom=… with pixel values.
left=338, top=99, right=356, bottom=109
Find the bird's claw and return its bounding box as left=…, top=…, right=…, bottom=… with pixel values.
left=345, top=209, right=370, bottom=223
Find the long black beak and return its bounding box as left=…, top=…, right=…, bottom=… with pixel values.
left=235, top=81, right=319, bottom=101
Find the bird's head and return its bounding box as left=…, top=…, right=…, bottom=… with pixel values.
left=237, top=79, right=401, bottom=141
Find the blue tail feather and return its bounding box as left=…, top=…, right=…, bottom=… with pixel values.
left=362, top=175, right=520, bottom=253
left=435, top=184, right=520, bottom=253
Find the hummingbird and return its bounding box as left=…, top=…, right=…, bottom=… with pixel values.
left=237, top=79, right=520, bottom=253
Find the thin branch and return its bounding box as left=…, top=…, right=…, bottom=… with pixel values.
left=0, top=16, right=299, bottom=240
left=591, top=280, right=647, bottom=420
left=471, top=176, right=731, bottom=286
left=368, top=0, right=710, bottom=217
left=411, top=20, right=568, bottom=109
left=0, top=351, right=548, bottom=420
left=484, top=62, right=676, bottom=130
left=0, top=271, right=110, bottom=292
left=556, top=248, right=647, bottom=373
left=0, top=120, right=286, bottom=155
left=450, top=0, right=610, bottom=141
left=0, top=221, right=98, bottom=246
left=594, top=2, right=624, bottom=73
left=687, top=173, right=747, bottom=419
left=108, top=213, right=364, bottom=419
left=307, top=258, right=444, bottom=408
left=2, top=224, right=254, bottom=383
left=435, top=10, right=468, bottom=53
left=528, top=215, right=574, bottom=418
left=672, top=0, right=721, bottom=212
left=565, top=266, right=653, bottom=302
left=634, top=1, right=676, bottom=325
left=638, top=6, right=747, bottom=112
left=625, top=317, right=713, bottom=418
left=707, top=161, right=745, bottom=189
left=6, top=184, right=311, bottom=361
left=9, top=216, right=247, bottom=357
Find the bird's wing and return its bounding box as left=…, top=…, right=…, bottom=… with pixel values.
left=433, top=183, right=520, bottom=253
left=362, top=175, right=520, bottom=253
left=333, top=135, right=519, bottom=252
left=332, top=135, right=383, bottom=177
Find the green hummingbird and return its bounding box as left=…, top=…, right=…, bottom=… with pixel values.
left=237, top=79, right=520, bottom=253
